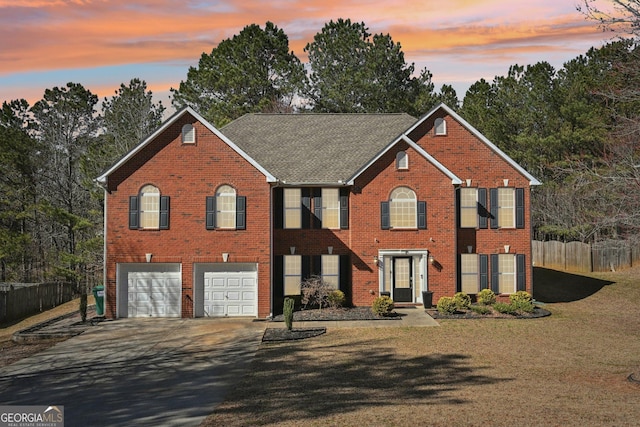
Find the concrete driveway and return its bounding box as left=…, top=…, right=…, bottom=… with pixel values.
left=0, top=318, right=266, bottom=427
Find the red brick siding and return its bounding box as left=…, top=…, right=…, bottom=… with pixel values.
left=349, top=141, right=457, bottom=306
left=410, top=111, right=534, bottom=295
left=104, top=113, right=272, bottom=318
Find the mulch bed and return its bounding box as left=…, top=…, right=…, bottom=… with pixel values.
left=270, top=306, right=400, bottom=322
left=262, top=327, right=327, bottom=342
left=428, top=306, right=551, bottom=319
left=265, top=307, right=399, bottom=342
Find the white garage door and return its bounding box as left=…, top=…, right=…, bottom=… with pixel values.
left=203, top=271, right=256, bottom=317
left=128, top=272, right=181, bottom=317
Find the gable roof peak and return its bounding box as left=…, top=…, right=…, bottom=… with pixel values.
left=411, top=103, right=542, bottom=186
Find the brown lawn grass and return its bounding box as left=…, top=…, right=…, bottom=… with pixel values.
left=0, top=296, right=94, bottom=367
left=201, top=267, right=640, bottom=427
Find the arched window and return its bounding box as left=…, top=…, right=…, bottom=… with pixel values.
left=381, top=187, right=426, bottom=230
left=205, top=186, right=246, bottom=230
left=434, top=118, right=447, bottom=135
left=216, top=185, right=236, bottom=229
left=139, top=185, right=160, bottom=229
left=390, top=187, right=417, bottom=228
left=396, top=151, right=408, bottom=170
left=129, top=185, right=169, bottom=230
left=182, top=124, right=195, bottom=144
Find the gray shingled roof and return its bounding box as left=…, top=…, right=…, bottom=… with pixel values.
left=220, top=113, right=417, bottom=184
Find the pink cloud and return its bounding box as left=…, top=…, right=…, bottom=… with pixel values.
left=0, top=0, right=617, bottom=105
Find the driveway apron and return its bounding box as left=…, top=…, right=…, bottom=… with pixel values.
left=0, top=318, right=265, bottom=427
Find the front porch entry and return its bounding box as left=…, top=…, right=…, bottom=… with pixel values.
left=378, top=250, right=430, bottom=304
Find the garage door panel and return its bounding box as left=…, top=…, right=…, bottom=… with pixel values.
left=227, top=278, right=241, bottom=289
left=211, top=278, right=225, bottom=288
left=203, top=270, right=256, bottom=317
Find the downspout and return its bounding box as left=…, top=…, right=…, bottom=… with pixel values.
left=103, top=188, right=107, bottom=301
left=269, top=182, right=276, bottom=319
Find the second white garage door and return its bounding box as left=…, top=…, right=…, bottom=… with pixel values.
left=203, top=271, right=257, bottom=317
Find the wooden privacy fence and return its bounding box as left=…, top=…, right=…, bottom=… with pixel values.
left=0, top=282, right=75, bottom=324
left=533, top=240, right=640, bottom=273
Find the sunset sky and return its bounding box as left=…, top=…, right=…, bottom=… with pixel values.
left=0, top=0, right=617, bottom=112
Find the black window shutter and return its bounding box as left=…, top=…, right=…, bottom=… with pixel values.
left=490, top=254, right=499, bottom=293
left=159, top=196, right=170, bottom=230
left=274, top=188, right=283, bottom=229
left=381, top=201, right=390, bottom=229
left=455, top=188, right=461, bottom=228
left=236, top=195, right=246, bottom=230
left=456, top=255, right=462, bottom=292
left=273, top=255, right=284, bottom=314
left=313, top=194, right=322, bottom=229
left=302, top=255, right=311, bottom=281
left=339, top=254, right=350, bottom=295
left=516, top=254, right=526, bottom=291
left=489, top=188, right=498, bottom=229
left=312, top=255, right=322, bottom=276
left=515, top=188, right=525, bottom=229
left=478, top=188, right=488, bottom=229
left=418, top=201, right=427, bottom=229
left=206, top=196, right=216, bottom=230
left=129, top=196, right=139, bottom=229
left=340, top=188, right=349, bottom=229
left=479, top=254, right=489, bottom=289
left=301, top=189, right=311, bottom=229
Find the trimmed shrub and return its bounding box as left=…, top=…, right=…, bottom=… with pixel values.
left=510, top=291, right=534, bottom=313
left=453, top=292, right=471, bottom=310
left=477, top=288, right=496, bottom=306
left=493, top=302, right=516, bottom=315
left=327, top=290, right=345, bottom=308
left=436, top=296, right=457, bottom=314
left=470, top=304, right=492, bottom=315
left=283, top=297, right=295, bottom=330
left=372, top=296, right=394, bottom=316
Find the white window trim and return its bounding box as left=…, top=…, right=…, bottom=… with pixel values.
left=389, top=187, right=417, bottom=229
left=435, top=118, right=447, bottom=135
left=140, top=184, right=160, bottom=229
left=284, top=188, right=302, bottom=229
left=321, top=254, right=340, bottom=289
left=460, top=188, right=478, bottom=228
left=284, top=255, right=302, bottom=295
left=498, top=187, right=516, bottom=229
left=396, top=151, right=408, bottom=170
left=182, top=124, right=195, bottom=144
left=498, top=254, right=516, bottom=294
left=216, top=185, right=236, bottom=229
left=322, top=188, right=340, bottom=229
left=461, top=254, right=479, bottom=294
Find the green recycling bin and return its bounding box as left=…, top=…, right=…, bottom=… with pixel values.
left=93, top=285, right=105, bottom=316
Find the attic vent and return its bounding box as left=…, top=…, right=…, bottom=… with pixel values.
left=434, top=118, right=447, bottom=135
left=182, top=124, right=195, bottom=144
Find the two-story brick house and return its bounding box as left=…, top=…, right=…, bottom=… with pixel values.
left=97, top=103, right=540, bottom=319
